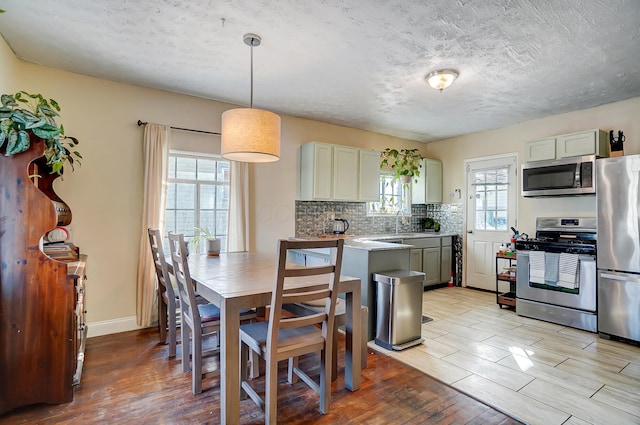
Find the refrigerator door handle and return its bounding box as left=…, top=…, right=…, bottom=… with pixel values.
left=600, top=272, right=640, bottom=283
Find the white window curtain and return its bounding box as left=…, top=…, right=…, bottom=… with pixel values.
left=227, top=161, right=249, bottom=252
left=136, top=124, right=170, bottom=327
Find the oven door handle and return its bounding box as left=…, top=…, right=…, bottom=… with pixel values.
left=600, top=272, right=640, bottom=283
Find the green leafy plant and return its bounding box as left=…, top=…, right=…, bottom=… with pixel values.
left=0, top=91, right=81, bottom=174
left=189, top=226, right=217, bottom=249
left=380, top=148, right=424, bottom=184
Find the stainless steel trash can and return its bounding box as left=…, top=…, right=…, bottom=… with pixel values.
left=374, top=270, right=425, bottom=351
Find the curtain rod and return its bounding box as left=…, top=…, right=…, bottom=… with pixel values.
left=137, top=120, right=221, bottom=136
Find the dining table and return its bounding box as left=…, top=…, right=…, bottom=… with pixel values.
left=172, top=251, right=362, bottom=425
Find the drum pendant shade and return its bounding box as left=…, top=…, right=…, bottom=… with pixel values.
left=221, top=108, right=281, bottom=162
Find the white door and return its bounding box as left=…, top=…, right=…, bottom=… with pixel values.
left=465, top=155, right=518, bottom=291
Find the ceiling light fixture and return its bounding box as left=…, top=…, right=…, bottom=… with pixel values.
left=426, top=69, right=459, bottom=92
left=221, top=33, right=281, bottom=162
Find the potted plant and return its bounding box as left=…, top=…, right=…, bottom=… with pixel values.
left=380, top=148, right=424, bottom=184
left=190, top=227, right=221, bottom=256
left=0, top=91, right=81, bottom=175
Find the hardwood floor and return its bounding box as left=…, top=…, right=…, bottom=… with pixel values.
left=373, top=286, right=640, bottom=425
left=0, top=321, right=520, bottom=424
left=4, top=286, right=636, bottom=424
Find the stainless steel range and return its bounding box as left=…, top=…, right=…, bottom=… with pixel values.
left=515, top=217, right=597, bottom=332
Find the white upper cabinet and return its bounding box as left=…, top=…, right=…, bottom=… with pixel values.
left=411, top=158, right=443, bottom=204
left=525, top=129, right=609, bottom=162
left=300, top=142, right=333, bottom=200
left=333, top=146, right=358, bottom=200
left=358, top=150, right=381, bottom=201
left=299, top=142, right=380, bottom=202
left=556, top=129, right=609, bottom=159
left=525, top=137, right=556, bottom=161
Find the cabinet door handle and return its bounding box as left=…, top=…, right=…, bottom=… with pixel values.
left=467, top=230, right=473, bottom=234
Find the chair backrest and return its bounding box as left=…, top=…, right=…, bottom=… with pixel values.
left=267, top=239, right=344, bottom=355
left=167, top=233, right=201, bottom=329
left=148, top=228, right=175, bottom=301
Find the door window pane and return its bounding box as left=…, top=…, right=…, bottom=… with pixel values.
left=473, top=167, right=509, bottom=231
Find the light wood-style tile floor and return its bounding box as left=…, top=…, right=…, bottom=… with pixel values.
left=370, top=286, right=640, bottom=425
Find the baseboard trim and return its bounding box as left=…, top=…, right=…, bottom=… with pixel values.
left=87, top=316, right=145, bottom=338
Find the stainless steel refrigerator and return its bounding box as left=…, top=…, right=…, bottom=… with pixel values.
left=596, top=154, right=640, bottom=343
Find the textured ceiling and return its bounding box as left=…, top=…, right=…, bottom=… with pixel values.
left=1, top=0, right=639, bottom=142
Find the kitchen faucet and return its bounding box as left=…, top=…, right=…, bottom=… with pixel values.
left=395, top=210, right=405, bottom=234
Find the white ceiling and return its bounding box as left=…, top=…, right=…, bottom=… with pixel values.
left=1, top=0, right=639, bottom=142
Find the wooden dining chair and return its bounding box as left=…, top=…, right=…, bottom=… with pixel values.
left=283, top=299, right=368, bottom=380
left=240, top=238, right=344, bottom=424
left=148, top=228, right=180, bottom=358
left=167, top=232, right=257, bottom=394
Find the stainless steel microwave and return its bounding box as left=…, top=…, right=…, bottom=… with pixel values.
left=521, top=155, right=596, bottom=197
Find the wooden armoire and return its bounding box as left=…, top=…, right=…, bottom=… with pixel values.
left=0, top=139, right=87, bottom=415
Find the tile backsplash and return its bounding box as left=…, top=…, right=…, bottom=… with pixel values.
left=295, top=201, right=464, bottom=237
left=295, top=200, right=465, bottom=286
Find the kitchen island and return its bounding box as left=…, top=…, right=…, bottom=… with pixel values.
left=292, top=232, right=456, bottom=340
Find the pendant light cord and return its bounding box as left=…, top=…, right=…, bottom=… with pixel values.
left=250, top=38, right=254, bottom=108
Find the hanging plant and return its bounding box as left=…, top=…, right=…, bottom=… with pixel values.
left=0, top=91, right=81, bottom=174
left=380, top=148, right=424, bottom=184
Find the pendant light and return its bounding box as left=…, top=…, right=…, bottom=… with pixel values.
left=221, top=33, right=281, bottom=162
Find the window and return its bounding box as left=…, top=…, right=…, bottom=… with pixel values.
left=472, top=167, right=509, bottom=231
left=164, top=151, right=230, bottom=252
left=367, top=172, right=411, bottom=216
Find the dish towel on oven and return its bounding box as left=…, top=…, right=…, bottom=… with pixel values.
left=558, top=253, right=579, bottom=289
left=529, top=251, right=546, bottom=284
left=544, top=252, right=560, bottom=283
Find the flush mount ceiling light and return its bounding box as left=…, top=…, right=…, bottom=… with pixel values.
left=221, top=33, right=281, bottom=162
left=426, top=69, right=459, bottom=92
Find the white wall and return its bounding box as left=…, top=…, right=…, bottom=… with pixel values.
left=0, top=35, right=21, bottom=94
left=1, top=37, right=423, bottom=335
left=423, top=97, right=640, bottom=236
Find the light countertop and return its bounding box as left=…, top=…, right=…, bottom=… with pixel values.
left=292, top=232, right=457, bottom=252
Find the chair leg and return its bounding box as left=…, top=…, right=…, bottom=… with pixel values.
left=158, top=291, right=168, bottom=344
left=331, top=323, right=338, bottom=381
left=287, top=357, right=298, bottom=384
left=265, top=358, right=278, bottom=425
left=180, top=316, right=189, bottom=373
left=319, top=347, right=331, bottom=414
left=167, top=303, right=177, bottom=358
left=249, top=348, right=260, bottom=379
left=192, top=325, right=203, bottom=395
left=240, top=342, right=249, bottom=400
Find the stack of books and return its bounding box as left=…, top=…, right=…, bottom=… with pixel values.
left=43, top=242, right=79, bottom=262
